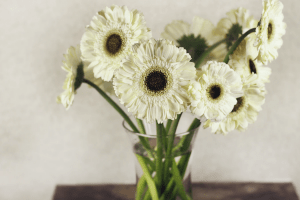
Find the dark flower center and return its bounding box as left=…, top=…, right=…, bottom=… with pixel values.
left=231, top=97, right=244, bottom=113
left=249, top=59, right=257, bottom=74
left=145, top=71, right=167, bottom=92
left=268, top=23, right=273, bottom=40
left=209, top=85, right=221, bottom=99
left=106, top=34, right=122, bottom=55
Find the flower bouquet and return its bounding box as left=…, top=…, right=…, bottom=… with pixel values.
left=56, top=0, right=286, bottom=199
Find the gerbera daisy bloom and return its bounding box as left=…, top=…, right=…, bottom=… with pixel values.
left=80, top=5, right=152, bottom=81
left=57, top=45, right=112, bottom=109
left=214, top=7, right=258, bottom=50
left=229, top=37, right=271, bottom=83
left=113, top=39, right=196, bottom=123
left=161, top=17, right=226, bottom=65
left=254, top=0, right=286, bottom=65
left=188, top=61, right=243, bottom=122
left=203, top=74, right=266, bottom=134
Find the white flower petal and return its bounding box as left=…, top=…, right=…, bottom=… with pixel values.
left=113, top=39, right=196, bottom=123
left=189, top=61, right=243, bottom=122
left=80, top=5, right=152, bottom=81
left=254, top=0, right=286, bottom=64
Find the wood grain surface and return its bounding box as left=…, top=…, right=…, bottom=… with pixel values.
left=53, top=182, right=299, bottom=200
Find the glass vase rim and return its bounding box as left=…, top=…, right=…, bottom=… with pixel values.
left=122, top=118, right=200, bottom=138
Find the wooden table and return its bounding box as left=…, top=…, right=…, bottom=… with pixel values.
left=53, top=182, right=299, bottom=200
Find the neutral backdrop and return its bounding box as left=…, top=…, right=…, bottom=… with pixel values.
left=0, top=0, right=299, bottom=199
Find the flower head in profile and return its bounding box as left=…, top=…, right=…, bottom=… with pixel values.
left=229, top=37, right=271, bottom=83
left=113, top=39, right=196, bottom=123
left=57, top=45, right=112, bottom=110
left=203, top=74, right=266, bottom=134
left=188, top=61, right=243, bottom=122
left=80, top=5, right=152, bottom=81
left=214, top=7, right=258, bottom=50
left=161, top=17, right=226, bottom=65
left=254, top=0, right=286, bottom=65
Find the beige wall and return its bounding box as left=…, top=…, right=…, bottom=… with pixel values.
left=1, top=0, right=299, bottom=199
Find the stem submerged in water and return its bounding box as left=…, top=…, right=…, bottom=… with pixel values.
left=163, top=114, right=182, bottom=185
left=155, top=121, right=164, bottom=195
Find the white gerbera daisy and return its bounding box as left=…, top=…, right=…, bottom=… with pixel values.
left=214, top=7, right=258, bottom=50
left=161, top=17, right=226, bottom=64
left=255, top=0, right=286, bottom=65
left=203, top=74, right=266, bottom=134
left=161, top=20, right=190, bottom=46
left=80, top=5, right=152, bottom=81
left=57, top=45, right=112, bottom=109
left=229, top=37, right=271, bottom=83
left=113, top=39, right=196, bottom=123
left=188, top=61, right=243, bottom=122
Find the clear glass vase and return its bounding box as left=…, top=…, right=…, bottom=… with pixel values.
left=123, top=113, right=200, bottom=200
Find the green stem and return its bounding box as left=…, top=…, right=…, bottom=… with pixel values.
left=162, top=125, right=168, bottom=151
left=172, top=118, right=200, bottom=153
left=136, top=154, right=159, bottom=200
left=170, top=118, right=200, bottom=198
left=136, top=118, right=155, bottom=159
left=136, top=174, right=147, bottom=200
left=143, top=156, right=156, bottom=172
left=142, top=191, right=151, bottom=200
left=178, top=153, right=191, bottom=177
left=159, top=153, right=191, bottom=199
left=164, top=119, right=173, bottom=151
left=156, top=121, right=164, bottom=195
left=136, top=167, right=153, bottom=200
left=165, top=119, right=172, bottom=133
left=163, top=114, right=182, bottom=188
left=162, top=118, right=200, bottom=199
left=137, top=118, right=147, bottom=135
left=195, top=38, right=227, bottom=68
left=171, top=159, right=192, bottom=200
left=83, top=79, right=139, bottom=132
left=223, top=28, right=256, bottom=64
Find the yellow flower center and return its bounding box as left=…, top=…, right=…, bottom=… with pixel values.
left=231, top=97, right=244, bottom=113
left=207, top=84, right=223, bottom=101
left=141, top=67, right=172, bottom=96
left=249, top=59, right=257, bottom=74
